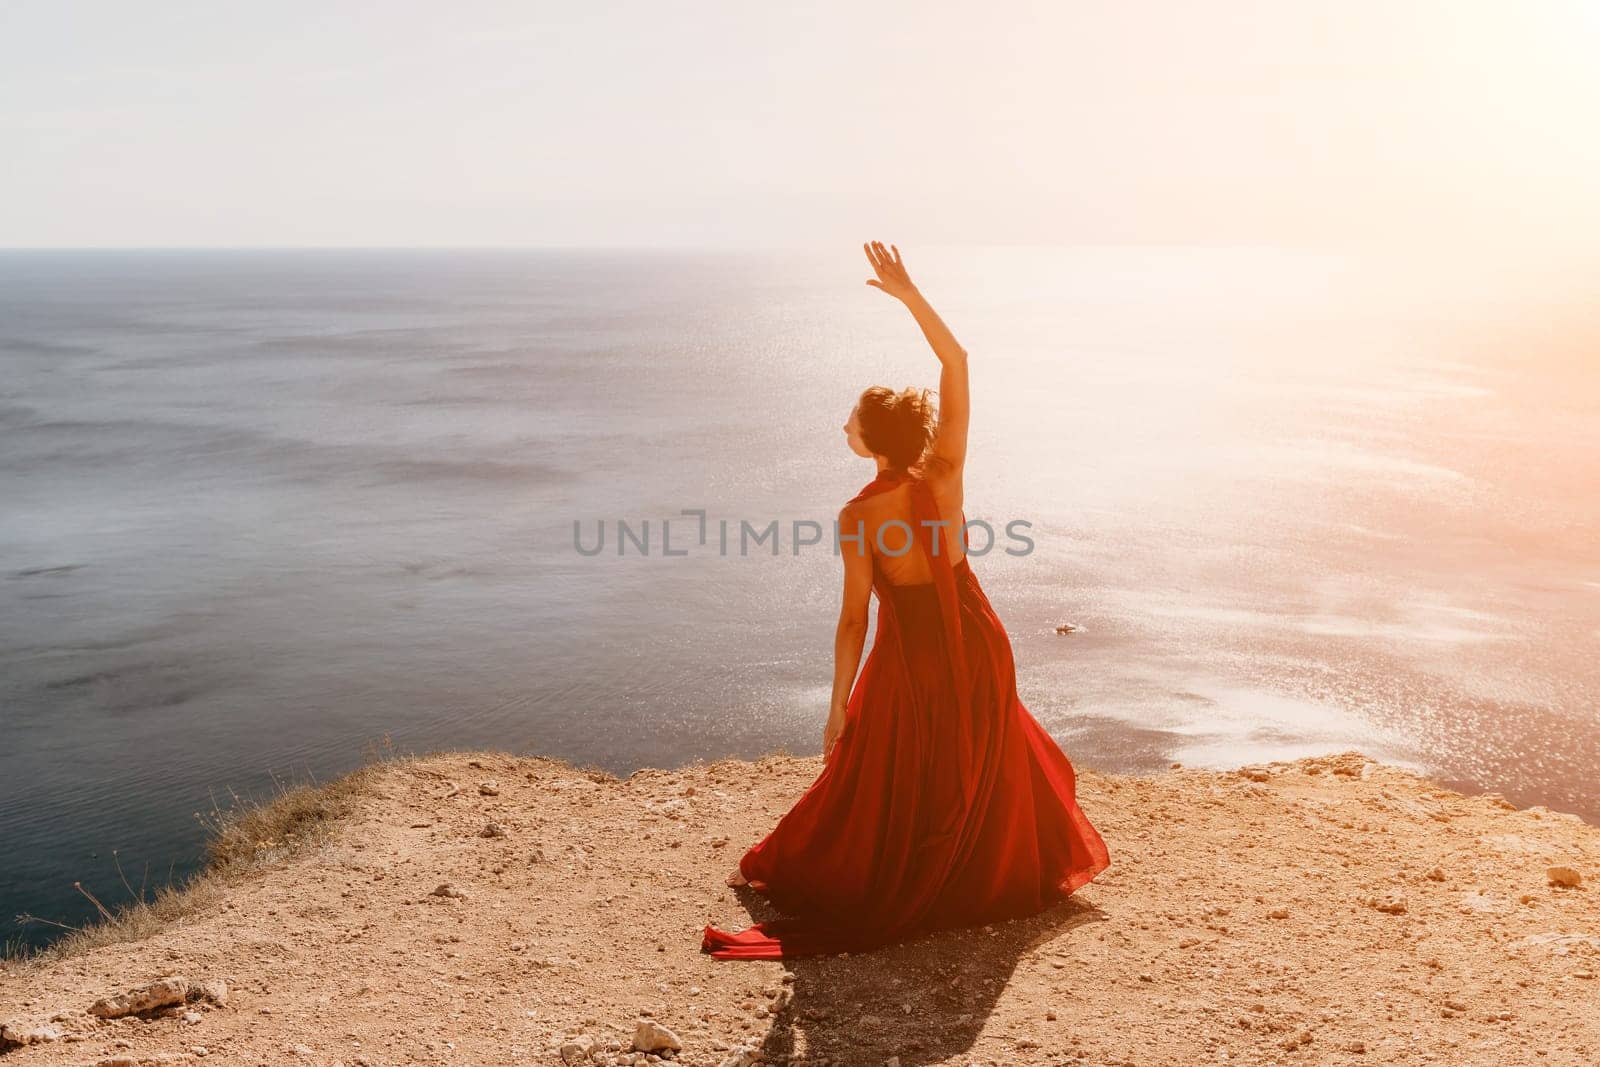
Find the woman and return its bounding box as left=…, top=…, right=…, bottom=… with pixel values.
left=701, top=242, right=1110, bottom=960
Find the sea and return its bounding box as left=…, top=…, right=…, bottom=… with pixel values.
left=2, top=245, right=1597, bottom=951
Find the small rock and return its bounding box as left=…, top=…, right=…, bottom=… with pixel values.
left=480, top=821, right=508, bottom=839
left=719, top=1047, right=759, bottom=1067
left=0, top=1023, right=61, bottom=1046
left=1267, top=907, right=1290, bottom=920
left=632, top=1020, right=683, bottom=1053
left=1279, top=1029, right=1314, bottom=1049
left=431, top=883, right=467, bottom=899
left=89, top=976, right=191, bottom=1019
left=183, top=1011, right=203, bottom=1025
left=1426, top=868, right=1445, bottom=882
left=1547, top=866, right=1582, bottom=888
left=479, top=780, right=500, bottom=796
left=190, top=979, right=228, bottom=1007
left=1362, top=893, right=1408, bottom=914
left=559, top=1037, right=595, bottom=1066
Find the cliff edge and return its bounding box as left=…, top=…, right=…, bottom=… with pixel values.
left=2, top=751, right=1597, bottom=1066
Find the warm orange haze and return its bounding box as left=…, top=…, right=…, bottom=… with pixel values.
left=2, top=2, right=1599, bottom=1065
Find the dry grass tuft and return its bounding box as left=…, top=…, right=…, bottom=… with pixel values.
left=201, top=764, right=382, bottom=874
left=4, top=738, right=399, bottom=969
left=9, top=880, right=228, bottom=968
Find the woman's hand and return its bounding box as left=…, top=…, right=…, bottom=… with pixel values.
left=864, top=240, right=919, bottom=303
left=822, top=704, right=848, bottom=763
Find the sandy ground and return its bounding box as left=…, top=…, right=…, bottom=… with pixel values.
left=2, top=750, right=1598, bottom=1067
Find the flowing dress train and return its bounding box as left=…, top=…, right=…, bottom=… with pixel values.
left=701, top=470, right=1110, bottom=959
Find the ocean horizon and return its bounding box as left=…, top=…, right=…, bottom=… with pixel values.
left=3, top=245, right=1598, bottom=951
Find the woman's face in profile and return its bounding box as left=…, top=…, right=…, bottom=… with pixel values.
left=843, top=403, right=873, bottom=459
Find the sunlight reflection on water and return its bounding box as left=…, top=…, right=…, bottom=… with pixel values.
left=1, top=245, right=1597, bottom=948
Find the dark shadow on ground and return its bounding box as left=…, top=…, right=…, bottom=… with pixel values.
left=723, top=890, right=1108, bottom=1067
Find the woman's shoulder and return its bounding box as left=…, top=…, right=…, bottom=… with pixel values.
left=841, top=486, right=902, bottom=515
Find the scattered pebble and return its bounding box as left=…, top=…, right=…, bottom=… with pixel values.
left=1547, top=866, right=1583, bottom=888
left=632, top=1020, right=683, bottom=1052
left=5, top=750, right=1597, bottom=1067
left=1362, top=893, right=1408, bottom=915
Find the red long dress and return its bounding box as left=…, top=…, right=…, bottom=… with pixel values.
left=701, top=469, right=1110, bottom=960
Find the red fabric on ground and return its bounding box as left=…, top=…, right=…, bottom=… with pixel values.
left=701, top=471, right=1110, bottom=960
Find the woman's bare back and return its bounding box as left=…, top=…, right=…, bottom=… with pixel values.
left=843, top=472, right=966, bottom=586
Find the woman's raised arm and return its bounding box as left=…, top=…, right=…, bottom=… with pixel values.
left=863, top=241, right=969, bottom=477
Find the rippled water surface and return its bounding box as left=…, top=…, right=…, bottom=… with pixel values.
left=2, top=247, right=1597, bottom=949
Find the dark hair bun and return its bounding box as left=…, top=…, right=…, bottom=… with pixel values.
left=857, top=385, right=938, bottom=470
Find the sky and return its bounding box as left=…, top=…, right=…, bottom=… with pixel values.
left=3, top=0, right=1600, bottom=248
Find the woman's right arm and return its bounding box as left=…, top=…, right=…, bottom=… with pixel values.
left=863, top=241, right=970, bottom=477
left=905, top=288, right=968, bottom=475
